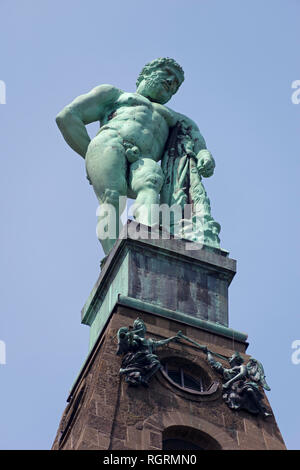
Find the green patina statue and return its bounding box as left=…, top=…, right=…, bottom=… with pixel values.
left=116, top=317, right=181, bottom=387
left=56, top=58, right=220, bottom=255
left=206, top=351, right=272, bottom=418
left=176, top=332, right=271, bottom=417
left=115, top=322, right=271, bottom=417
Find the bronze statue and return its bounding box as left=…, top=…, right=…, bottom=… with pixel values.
left=56, top=58, right=220, bottom=256
left=116, top=318, right=181, bottom=387
left=207, top=350, right=272, bottom=417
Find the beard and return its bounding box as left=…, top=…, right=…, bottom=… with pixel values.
left=143, top=74, right=170, bottom=103
left=145, top=73, right=162, bottom=90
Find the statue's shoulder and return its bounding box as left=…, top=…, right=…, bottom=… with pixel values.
left=91, top=83, right=123, bottom=99
left=88, top=85, right=124, bottom=120
left=167, top=110, right=206, bottom=149
left=172, top=110, right=200, bottom=131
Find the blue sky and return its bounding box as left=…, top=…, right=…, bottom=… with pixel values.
left=0, top=0, right=299, bottom=449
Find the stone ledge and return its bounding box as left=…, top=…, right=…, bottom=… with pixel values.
left=118, top=295, right=248, bottom=343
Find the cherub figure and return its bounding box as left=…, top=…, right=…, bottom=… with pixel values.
left=207, top=351, right=271, bottom=417
left=116, top=317, right=181, bottom=387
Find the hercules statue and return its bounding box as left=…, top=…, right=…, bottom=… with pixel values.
left=56, top=58, right=220, bottom=256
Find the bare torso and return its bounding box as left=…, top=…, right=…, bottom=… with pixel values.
left=87, top=91, right=178, bottom=162
left=55, top=81, right=211, bottom=255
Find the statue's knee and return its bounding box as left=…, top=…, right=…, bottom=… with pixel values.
left=130, top=159, right=164, bottom=194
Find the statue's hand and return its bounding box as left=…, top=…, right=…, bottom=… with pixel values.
left=196, top=149, right=215, bottom=178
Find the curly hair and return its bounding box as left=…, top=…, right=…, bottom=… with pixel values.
left=136, top=57, right=184, bottom=88
left=133, top=317, right=146, bottom=332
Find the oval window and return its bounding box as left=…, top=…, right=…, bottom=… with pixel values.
left=160, top=357, right=218, bottom=396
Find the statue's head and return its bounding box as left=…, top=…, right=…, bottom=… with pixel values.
left=117, top=326, right=129, bottom=341
left=133, top=317, right=147, bottom=336
left=136, top=57, right=184, bottom=104
left=229, top=351, right=244, bottom=367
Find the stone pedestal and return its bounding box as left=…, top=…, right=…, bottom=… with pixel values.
left=82, top=221, right=239, bottom=351
left=52, top=221, right=286, bottom=450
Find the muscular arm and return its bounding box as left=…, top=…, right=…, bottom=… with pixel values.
left=152, top=334, right=180, bottom=351
left=175, top=112, right=215, bottom=177
left=175, top=112, right=207, bottom=154
left=56, top=84, right=121, bottom=158
left=207, top=351, right=225, bottom=375
left=188, top=122, right=207, bottom=156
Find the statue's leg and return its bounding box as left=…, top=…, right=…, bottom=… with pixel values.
left=141, top=360, right=161, bottom=386
left=96, top=189, right=127, bottom=255
left=129, top=158, right=164, bottom=226
left=86, top=133, right=127, bottom=255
